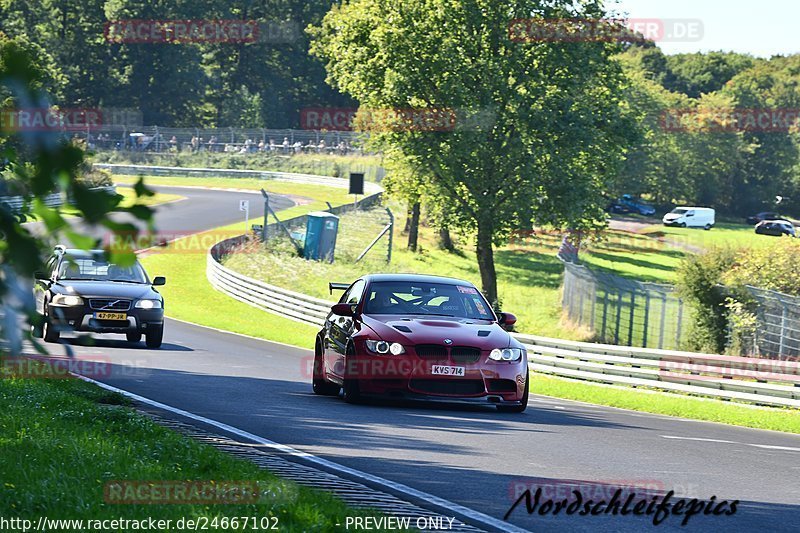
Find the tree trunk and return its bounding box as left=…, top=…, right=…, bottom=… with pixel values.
left=407, top=201, right=420, bottom=251
left=438, top=227, right=454, bottom=252
left=475, top=224, right=498, bottom=307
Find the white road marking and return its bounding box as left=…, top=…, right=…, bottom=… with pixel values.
left=661, top=436, right=738, bottom=444
left=662, top=435, right=800, bottom=452
left=749, top=444, right=800, bottom=452
left=75, top=374, right=531, bottom=533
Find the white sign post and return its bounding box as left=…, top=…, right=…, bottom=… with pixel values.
left=239, top=199, right=250, bottom=232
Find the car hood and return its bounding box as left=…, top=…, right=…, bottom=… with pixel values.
left=55, top=281, right=158, bottom=300
left=663, top=213, right=681, bottom=220
left=361, top=314, right=515, bottom=349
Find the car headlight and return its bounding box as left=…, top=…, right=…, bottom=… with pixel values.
left=365, top=340, right=405, bottom=355
left=52, top=294, right=83, bottom=306
left=489, top=348, right=524, bottom=362
left=134, top=299, right=162, bottom=309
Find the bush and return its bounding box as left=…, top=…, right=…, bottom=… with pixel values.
left=723, top=238, right=800, bottom=296
left=675, top=247, right=737, bottom=353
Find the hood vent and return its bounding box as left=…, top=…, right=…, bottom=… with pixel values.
left=393, top=325, right=412, bottom=333
left=477, top=330, right=491, bottom=337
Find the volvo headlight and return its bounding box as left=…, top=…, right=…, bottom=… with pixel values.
left=489, top=348, right=524, bottom=362
left=135, top=299, right=162, bottom=309
left=52, top=294, right=83, bottom=306
left=365, top=340, right=405, bottom=355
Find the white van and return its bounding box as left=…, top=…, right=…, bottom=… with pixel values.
left=663, top=207, right=715, bottom=230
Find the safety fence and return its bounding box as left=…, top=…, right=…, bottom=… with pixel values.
left=207, top=240, right=800, bottom=408
left=561, top=261, right=690, bottom=351
left=746, top=287, right=800, bottom=358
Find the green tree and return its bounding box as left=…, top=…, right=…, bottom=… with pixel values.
left=311, top=0, right=636, bottom=304
left=664, top=51, right=755, bottom=98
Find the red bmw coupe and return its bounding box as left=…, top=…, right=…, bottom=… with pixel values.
left=312, top=274, right=529, bottom=412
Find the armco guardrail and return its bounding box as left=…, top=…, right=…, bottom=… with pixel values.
left=1, top=186, right=117, bottom=214
left=207, top=236, right=333, bottom=326
left=515, top=333, right=800, bottom=408
left=207, top=240, right=800, bottom=408
left=96, top=163, right=382, bottom=193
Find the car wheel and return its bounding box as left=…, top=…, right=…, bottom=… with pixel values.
left=497, top=369, right=529, bottom=413
left=42, top=306, right=60, bottom=343
left=126, top=332, right=142, bottom=343
left=679, top=223, right=686, bottom=228
left=145, top=324, right=163, bottom=349
left=342, top=343, right=362, bottom=404
left=704, top=224, right=712, bottom=231
left=313, top=340, right=341, bottom=396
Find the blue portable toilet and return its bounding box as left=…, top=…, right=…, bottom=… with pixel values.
left=304, top=212, right=339, bottom=262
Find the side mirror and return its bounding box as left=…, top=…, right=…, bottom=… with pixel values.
left=331, top=303, right=355, bottom=317
left=498, top=312, right=517, bottom=330
left=152, top=276, right=166, bottom=286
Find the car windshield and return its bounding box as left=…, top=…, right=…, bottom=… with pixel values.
left=670, top=208, right=688, bottom=215
left=58, top=254, right=148, bottom=283
left=363, top=281, right=495, bottom=320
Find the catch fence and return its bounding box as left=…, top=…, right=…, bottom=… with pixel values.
left=72, top=126, right=366, bottom=155
left=746, top=287, right=800, bottom=358
left=561, top=261, right=689, bottom=350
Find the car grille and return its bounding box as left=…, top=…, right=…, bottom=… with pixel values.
left=409, top=379, right=486, bottom=396
left=414, top=344, right=482, bottom=363
left=450, top=346, right=482, bottom=363
left=414, top=344, right=449, bottom=360
left=89, top=299, right=131, bottom=311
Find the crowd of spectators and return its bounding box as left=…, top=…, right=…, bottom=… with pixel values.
left=81, top=132, right=359, bottom=155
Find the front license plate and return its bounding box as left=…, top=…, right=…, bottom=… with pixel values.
left=431, top=365, right=465, bottom=377
left=95, top=312, right=127, bottom=321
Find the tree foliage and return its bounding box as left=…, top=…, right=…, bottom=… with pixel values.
left=310, top=0, right=637, bottom=303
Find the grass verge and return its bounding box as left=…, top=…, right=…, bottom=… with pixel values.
left=0, top=366, right=405, bottom=531
left=531, top=374, right=800, bottom=434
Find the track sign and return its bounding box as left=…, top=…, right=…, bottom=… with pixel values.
left=349, top=173, right=364, bottom=195
left=239, top=199, right=249, bottom=212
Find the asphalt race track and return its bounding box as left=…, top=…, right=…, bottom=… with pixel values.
left=25, top=184, right=295, bottom=246
left=33, top=185, right=800, bottom=532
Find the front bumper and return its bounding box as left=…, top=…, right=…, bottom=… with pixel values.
left=343, top=353, right=528, bottom=403
left=48, top=304, right=164, bottom=334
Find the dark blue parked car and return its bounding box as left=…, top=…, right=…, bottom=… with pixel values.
left=608, top=194, right=656, bottom=216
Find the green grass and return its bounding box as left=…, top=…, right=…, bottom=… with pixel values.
left=0, top=367, right=406, bottom=530
left=113, top=174, right=354, bottom=208
left=642, top=221, right=777, bottom=251
left=531, top=374, right=800, bottom=434
left=116, top=187, right=186, bottom=208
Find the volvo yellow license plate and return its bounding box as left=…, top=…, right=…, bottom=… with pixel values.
left=95, top=312, right=127, bottom=321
